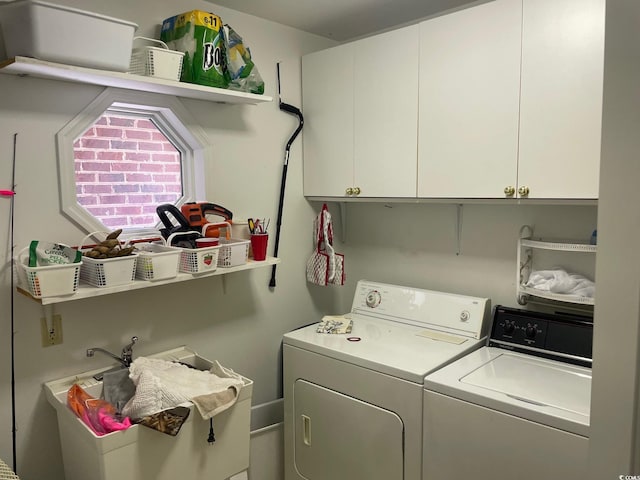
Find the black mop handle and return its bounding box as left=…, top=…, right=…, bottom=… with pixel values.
left=269, top=161, right=288, bottom=288
left=270, top=63, right=304, bottom=288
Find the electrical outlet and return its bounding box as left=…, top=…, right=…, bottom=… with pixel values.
left=41, top=314, right=63, bottom=347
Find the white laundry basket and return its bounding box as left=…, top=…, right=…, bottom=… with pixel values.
left=44, top=347, right=252, bottom=480
left=129, top=36, right=184, bottom=81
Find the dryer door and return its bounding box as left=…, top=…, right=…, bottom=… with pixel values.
left=293, top=379, right=404, bottom=480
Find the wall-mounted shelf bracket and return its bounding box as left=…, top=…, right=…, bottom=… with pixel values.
left=338, top=202, right=347, bottom=243
left=456, top=204, right=464, bottom=256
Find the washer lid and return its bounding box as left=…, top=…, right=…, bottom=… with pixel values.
left=461, top=354, right=591, bottom=417
left=424, top=347, right=592, bottom=436
left=283, top=316, right=485, bottom=384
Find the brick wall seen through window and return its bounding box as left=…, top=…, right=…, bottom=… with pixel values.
left=74, top=113, right=182, bottom=229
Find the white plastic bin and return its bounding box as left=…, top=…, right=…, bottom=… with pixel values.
left=44, top=347, right=253, bottom=480
left=134, top=243, right=180, bottom=281
left=0, top=0, right=138, bottom=71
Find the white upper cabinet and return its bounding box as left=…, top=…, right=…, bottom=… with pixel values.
left=303, top=26, right=419, bottom=198
left=302, top=0, right=604, bottom=201
left=302, top=43, right=354, bottom=197
left=417, top=0, right=522, bottom=199
left=517, top=0, right=605, bottom=199
left=353, top=26, right=419, bottom=198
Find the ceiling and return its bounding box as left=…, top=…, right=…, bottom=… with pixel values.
left=207, top=0, right=476, bottom=41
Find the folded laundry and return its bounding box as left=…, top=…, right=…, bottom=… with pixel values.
left=122, top=357, right=244, bottom=420
left=525, top=268, right=595, bottom=298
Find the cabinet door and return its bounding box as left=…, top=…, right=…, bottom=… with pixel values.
left=353, top=25, right=419, bottom=198
left=518, top=0, right=605, bottom=199
left=417, top=0, right=521, bottom=198
left=302, top=44, right=354, bottom=197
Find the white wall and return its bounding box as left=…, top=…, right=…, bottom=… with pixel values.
left=0, top=2, right=336, bottom=479
left=339, top=202, right=597, bottom=307
left=0, top=2, right=619, bottom=480
left=589, top=0, right=640, bottom=477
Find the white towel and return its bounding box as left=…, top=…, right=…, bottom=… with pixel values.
left=122, top=357, right=244, bottom=420
left=525, top=268, right=595, bottom=298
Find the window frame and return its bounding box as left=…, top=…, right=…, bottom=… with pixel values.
left=56, top=87, right=208, bottom=239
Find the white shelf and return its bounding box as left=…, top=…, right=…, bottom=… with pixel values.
left=18, top=256, right=280, bottom=305
left=0, top=56, right=273, bottom=105
left=517, top=225, right=596, bottom=308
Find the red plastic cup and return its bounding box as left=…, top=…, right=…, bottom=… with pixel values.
left=250, top=234, right=268, bottom=261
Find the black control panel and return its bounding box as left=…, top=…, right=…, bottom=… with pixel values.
left=489, top=305, right=593, bottom=367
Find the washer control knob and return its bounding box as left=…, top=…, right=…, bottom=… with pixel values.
left=365, top=290, right=382, bottom=308
left=460, top=310, right=470, bottom=322
left=525, top=324, right=537, bottom=339
left=503, top=320, right=515, bottom=335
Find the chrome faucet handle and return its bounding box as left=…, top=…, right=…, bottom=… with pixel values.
left=121, top=336, right=138, bottom=366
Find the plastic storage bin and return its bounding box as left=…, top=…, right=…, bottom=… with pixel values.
left=128, top=36, right=184, bottom=81
left=217, top=239, right=250, bottom=268
left=15, top=247, right=81, bottom=298
left=80, top=254, right=138, bottom=287
left=177, top=246, right=220, bottom=274
left=134, top=243, right=180, bottom=281
left=44, top=346, right=253, bottom=480
left=166, top=231, right=220, bottom=275
left=79, top=233, right=138, bottom=287
left=0, top=0, right=138, bottom=71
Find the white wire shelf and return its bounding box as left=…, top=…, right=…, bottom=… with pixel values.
left=518, top=286, right=595, bottom=306
left=520, top=238, right=597, bottom=253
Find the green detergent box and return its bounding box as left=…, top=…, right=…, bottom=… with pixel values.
left=161, top=10, right=229, bottom=88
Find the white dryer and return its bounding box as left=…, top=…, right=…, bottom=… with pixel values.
left=283, top=280, right=491, bottom=480
left=423, top=305, right=593, bottom=480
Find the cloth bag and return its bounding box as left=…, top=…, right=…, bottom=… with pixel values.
left=306, top=204, right=345, bottom=286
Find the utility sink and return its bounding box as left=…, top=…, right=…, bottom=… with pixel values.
left=44, top=346, right=253, bottom=480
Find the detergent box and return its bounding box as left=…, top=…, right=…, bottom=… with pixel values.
left=161, top=10, right=229, bottom=88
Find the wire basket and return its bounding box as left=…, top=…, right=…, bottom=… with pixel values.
left=217, top=238, right=250, bottom=268
left=135, top=243, right=181, bottom=281
left=166, top=231, right=220, bottom=275
left=129, top=36, right=184, bottom=81
left=15, top=247, right=82, bottom=298
left=79, top=233, right=138, bottom=288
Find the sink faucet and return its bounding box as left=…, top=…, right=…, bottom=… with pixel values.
left=86, top=336, right=138, bottom=368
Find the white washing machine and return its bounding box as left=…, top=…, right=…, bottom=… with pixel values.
left=423, top=305, right=593, bottom=480
left=283, top=280, right=491, bottom=480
